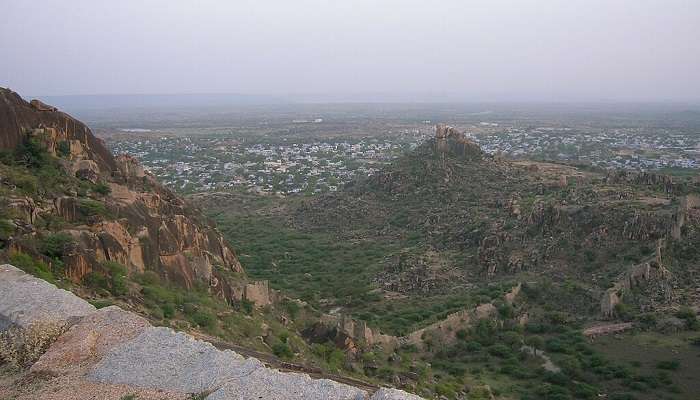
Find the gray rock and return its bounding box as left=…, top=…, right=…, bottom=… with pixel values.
left=370, top=388, right=425, bottom=400
left=205, top=368, right=367, bottom=400
left=0, top=264, right=95, bottom=331
left=90, top=326, right=369, bottom=399
left=89, top=327, right=251, bottom=393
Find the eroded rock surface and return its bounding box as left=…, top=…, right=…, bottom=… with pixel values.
left=0, top=88, right=254, bottom=304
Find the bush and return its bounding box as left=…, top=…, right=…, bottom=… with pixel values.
left=93, top=182, right=112, bottom=195
left=434, top=383, right=456, bottom=398
left=89, top=299, right=113, bottom=309
left=56, top=140, right=71, bottom=158
left=40, top=232, right=74, bottom=258
left=282, top=299, right=300, bottom=319
left=272, top=342, right=294, bottom=359
left=239, top=299, right=254, bottom=315
left=78, top=199, right=109, bottom=217
left=191, top=310, right=216, bottom=329
left=161, top=303, right=176, bottom=319
left=545, top=338, right=566, bottom=353
left=83, top=271, right=110, bottom=292
left=655, top=360, right=680, bottom=370
left=15, top=137, right=52, bottom=169
left=9, top=252, right=54, bottom=283
left=0, top=219, right=15, bottom=243
left=136, top=271, right=161, bottom=285
left=82, top=261, right=129, bottom=297
left=103, top=261, right=128, bottom=296
left=488, top=344, right=512, bottom=358
left=676, top=306, right=699, bottom=330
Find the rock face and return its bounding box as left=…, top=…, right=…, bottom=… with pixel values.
left=0, top=265, right=423, bottom=400
left=31, top=306, right=151, bottom=376
left=0, top=89, right=116, bottom=173
left=0, top=88, right=254, bottom=304
left=434, top=124, right=482, bottom=159
left=600, top=241, right=671, bottom=318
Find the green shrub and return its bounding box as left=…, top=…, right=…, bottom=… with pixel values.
left=89, top=299, right=113, bottom=309
left=56, top=141, right=71, bottom=158
left=434, top=383, right=456, bottom=398
left=83, top=271, right=110, bottom=291
left=676, top=306, right=699, bottom=330
left=103, top=261, right=128, bottom=296
left=282, top=299, right=301, bottom=319
left=0, top=219, right=15, bottom=243
left=191, top=310, right=216, bottom=329
left=78, top=199, right=108, bottom=217
left=82, top=261, right=129, bottom=296
left=16, top=137, right=52, bottom=169
left=9, top=252, right=54, bottom=283
left=136, top=271, right=161, bottom=285
left=272, top=342, right=294, bottom=359
left=93, top=182, right=112, bottom=195
left=40, top=232, right=74, bottom=258
left=488, top=344, right=512, bottom=358
left=655, top=360, right=680, bottom=370
left=161, top=303, right=176, bottom=319
left=239, top=299, right=254, bottom=315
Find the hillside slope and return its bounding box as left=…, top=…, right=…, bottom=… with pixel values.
left=0, top=263, right=421, bottom=400
left=294, top=124, right=700, bottom=322
left=192, top=125, right=700, bottom=400
left=0, top=88, right=257, bottom=302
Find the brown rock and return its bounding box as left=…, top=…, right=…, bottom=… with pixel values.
left=31, top=306, right=150, bottom=376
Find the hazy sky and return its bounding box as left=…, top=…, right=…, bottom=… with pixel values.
left=2, top=0, right=699, bottom=102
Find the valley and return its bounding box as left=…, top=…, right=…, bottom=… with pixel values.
left=1, top=92, right=699, bottom=400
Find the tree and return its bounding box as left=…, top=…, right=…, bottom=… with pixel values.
left=525, top=335, right=544, bottom=355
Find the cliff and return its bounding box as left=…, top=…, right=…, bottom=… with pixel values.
left=0, top=88, right=257, bottom=304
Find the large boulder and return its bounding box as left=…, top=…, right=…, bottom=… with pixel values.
left=31, top=306, right=150, bottom=376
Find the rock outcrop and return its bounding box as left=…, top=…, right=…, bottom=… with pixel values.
left=434, top=124, right=482, bottom=160
left=0, top=88, right=260, bottom=304
left=600, top=241, right=671, bottom=318
left=0, top=264, right=423, bottom=400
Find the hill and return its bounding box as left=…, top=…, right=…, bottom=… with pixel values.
left=202, top=124, right=700, bottom=399
left=0, top=88, right=425, bottom=399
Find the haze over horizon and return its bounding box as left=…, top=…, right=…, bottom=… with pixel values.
left=2, top=0, right=700, bottom=103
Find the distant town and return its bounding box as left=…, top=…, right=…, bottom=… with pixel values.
left=106, top=121, right=700, bottom=195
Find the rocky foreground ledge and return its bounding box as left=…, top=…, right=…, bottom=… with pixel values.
left=0, top=264, right=422, bottom=400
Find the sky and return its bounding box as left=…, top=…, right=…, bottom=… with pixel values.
left=2, top=0, right=699, bottom=102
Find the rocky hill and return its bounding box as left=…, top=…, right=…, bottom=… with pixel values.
left=0, top=89, right=424, bottom=399
left=295, top=124, right=700, bottom=322
left=184, top=125, right=700, bottom=399
left=0, top=88, right=274, bottom=304
left=0, top=264, right=421, bottom=400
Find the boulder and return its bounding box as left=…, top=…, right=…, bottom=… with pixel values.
left=31, top=306, right=150, bottom=376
